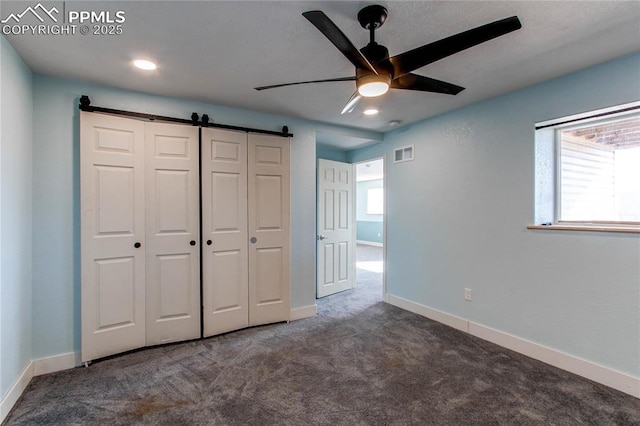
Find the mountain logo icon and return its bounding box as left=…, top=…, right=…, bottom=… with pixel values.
left=1, top=3, right=59, bottom=24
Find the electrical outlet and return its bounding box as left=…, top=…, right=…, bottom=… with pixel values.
left=464, top=288, right=472, bottom=301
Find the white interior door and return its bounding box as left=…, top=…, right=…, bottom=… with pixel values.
left=202, top=128, right=249, bottom=337
left=317, top=159, right=355, bottom=298
left=144, top=122, right=200, bottom=345
left=248, top=133, right=291, bottom=326
left=81, top=112, right=146, bottom=362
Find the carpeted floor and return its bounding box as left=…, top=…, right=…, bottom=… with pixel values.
left=4, top=245, right=640, bottom=425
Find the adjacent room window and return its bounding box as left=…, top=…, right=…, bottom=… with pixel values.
left=556, top=111, right=640, bottom=224
left=367, top=188, right=384, bottom=215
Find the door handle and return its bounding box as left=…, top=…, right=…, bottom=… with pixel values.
left=250, top=237, right=257, bottom=244
left=134, top=242, right=142, bottom=248
left=190, top=240, right=196, bottom=246
left=206, top=240, right=212, bottom=245
left=317, top=235, right=326, bottom=240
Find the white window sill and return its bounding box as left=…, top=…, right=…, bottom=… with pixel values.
left=527, top=224, right=640, bottom=234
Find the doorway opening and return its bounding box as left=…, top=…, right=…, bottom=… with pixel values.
left=355, top=158, right=385, bottom=301
left=315, top=156, right=385, bottom=306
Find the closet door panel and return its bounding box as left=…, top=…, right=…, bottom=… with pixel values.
left=209, top=249, right=244, bottom=311
left=248, top=134, right=290, bottom=326
left=145, top=123, right=200, bottom=345
left=94, top=257, right=136, bottom=327
left=95, top=165, right=136, bottom=233
left=202, top=128, right=249, bottom=337
left=81, top=112, right=146, bottom=363
left=255, top=247, right=284, bottom=303
left=156, top=253, right=192, bottom=317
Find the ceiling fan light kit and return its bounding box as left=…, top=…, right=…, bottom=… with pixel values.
left=255, top=4, right=522, bottom=116
left=357, top=73, right=391, bottom=97
left=358, top=81, right=388, bottom=97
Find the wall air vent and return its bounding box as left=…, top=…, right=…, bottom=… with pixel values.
left=394, top=145, right=414, bottom=163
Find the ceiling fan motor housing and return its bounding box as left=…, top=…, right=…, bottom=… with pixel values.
left=360, top=43, right=393, bottom=75
left=357, top=5, right=394, bottom=93
left=357, top=5, right=388, bottom=30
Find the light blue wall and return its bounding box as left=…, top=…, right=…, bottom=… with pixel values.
left=356, top=179, right=383, bottom=243
left=316, top=144, right=348, bottom=162
left=349, top=53, right=640, bottom=377
left=0, top=37, right=33, bottom=398
left=30, top=74, right=381, bottom=359
left=356, top=221, right=383, bottom=244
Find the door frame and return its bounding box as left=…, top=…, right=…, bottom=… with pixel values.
left=353, top=156, right=387, bottom=299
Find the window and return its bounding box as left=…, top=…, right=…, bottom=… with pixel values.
left=367, top=188, right=383, bottom=215
left=554, top=110, right=640, bottom=225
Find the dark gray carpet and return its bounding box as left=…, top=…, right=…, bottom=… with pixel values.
left=5, top=245, right=640, bottom=425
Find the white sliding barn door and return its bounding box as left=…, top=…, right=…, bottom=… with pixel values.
left=144, top=123, right=200, bottom=344
left=83, top=115, right=291, bottom=355
left=248, top=134, right=290, bottom=326
left=81, top=112, right=146, bottom=362
left=201, top=128, right=249, bottom=337
left=317, top=159, right=355, bottom=298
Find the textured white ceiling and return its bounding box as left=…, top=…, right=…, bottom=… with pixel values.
left=3, top=1, right=640, bottom=144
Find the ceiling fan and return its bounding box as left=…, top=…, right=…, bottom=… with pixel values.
left=255, top=5, right=522, bottom=114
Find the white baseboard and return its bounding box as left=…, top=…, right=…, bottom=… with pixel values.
left=387, top=294, right=468, bottom=332
left=356, top=240, right=383, bottom=247
left=33, top=352, right=82, bottom=376
left=386, top=294, right=640, bottom=399
left=0, top=362, right=34, bottom=423
left=290, top=304, right=317, bottom=321
left=0, top=352, right=82, bottom=423
left=468, top=322, right=640, bottom=398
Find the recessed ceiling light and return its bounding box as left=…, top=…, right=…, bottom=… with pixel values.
left=363, top=108, right=379, bottom=116
left=133, top=59, right=157, bottom=71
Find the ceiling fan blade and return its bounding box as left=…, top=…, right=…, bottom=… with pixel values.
left=255, top=76, right=355, bottom=91
left=391, top=74, right=465, bottom=95
left=341, top=91, right=362, bottom=114
left=390, top=16, right=522, bottom=78
left=302, top=11, right=378, bottom=74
